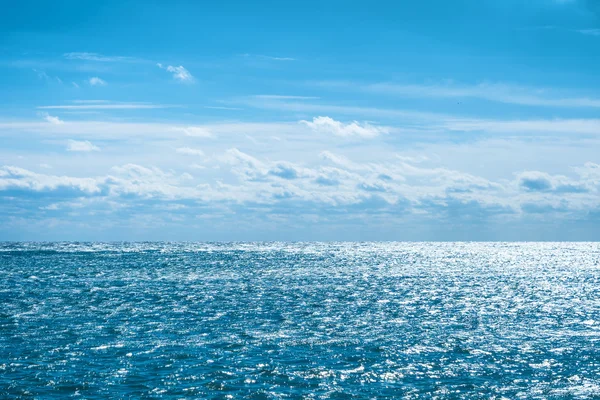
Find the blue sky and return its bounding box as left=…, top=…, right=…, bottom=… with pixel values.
left=1, top=0, right=600, bottom=240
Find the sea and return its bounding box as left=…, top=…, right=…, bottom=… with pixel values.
left=1, top=242, right=600, bottom=399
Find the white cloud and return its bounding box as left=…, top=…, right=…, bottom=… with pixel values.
left=0, top=166, right=101, bottom=194
left=39, top=112, right=64, bottom=125
left=88, top=77, right=107, bottom=86
left=66, top=140, right=100, bottom=152
left=254, top=95, right=320, bottom=100
left=157, top=63, right=195, bottom=83
left=2, top=149, right=600, bottom=229
left=0, top=120, right=298, bottom=141
left=242, top=54, right=296, bottom=61
left=300, top=116, right=389, bottom=138
left=516, top=171, right=588, bottom=193
left=38, top=102, right=175, bottom=110
left=172, top=126, right=213, bottom=137
left=203, top=106, right=243, bottom=110
left=33, top=69, right=63, bottom=84
left=577, top=29, right=600, bottom=36
left=443, top=118, right=600, bottom=135
left=176, top=147, right=204, bottom=156
left=262, top=56, right=295, bottom=61
left=64, top=52, right=135, bottom=62
left=362, top=81, right=600, bottom=108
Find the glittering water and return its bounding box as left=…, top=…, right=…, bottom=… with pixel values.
left=2, top=243, right=600, bottom=399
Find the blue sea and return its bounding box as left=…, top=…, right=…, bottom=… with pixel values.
left=2, top=242, right=600, bottom=399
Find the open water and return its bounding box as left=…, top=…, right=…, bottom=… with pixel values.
left=1, top=242, right=600, bottom=399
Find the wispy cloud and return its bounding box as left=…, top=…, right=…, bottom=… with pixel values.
left=443, top=117, right=600, bottom=135
left=176, top=147, right=204, bottom=156
left=171, top=126, right=213, bottom=138
left=253, top=95, right=320, bottom=100
left=157, top=63, right=195, bottom=83
left=203, top=106, right=243, bottom=111
left=71, top=100, right=112, bottom=104
left=0, top=120, right=292, bottom=140
left=242, top=54, right=296, bottom=61
left=33, top=69, right=62, bottom=84
left=64, top=52, right=135, bottom=62
left=88, top=77, right=107, bottom=86
left=301, top=116, right=389, bottom=138
left=38, top=102, right=177, bottom=110
left=66, top=140, right=100, bottom=152
left=577, top=28, right=600, bottom=36
left=263, top=56, right=295, bottom=61
left=362, top=81, right=600, bottom=108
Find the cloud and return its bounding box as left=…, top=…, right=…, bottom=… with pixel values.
left=39, top=112, right=64, bottom=125
left=300, top=116, right=389, bottom=138
left=3, top=148, right=600, bottom=241
left=0, top=166, right=101, bottom=194
left=88, top=77, right=107, bottom=86
left=577, top=28, right=600, bottom=36
left=253, top=95, right=320, bottom=100
left=38, top=102, right=176, bottom=110
left=242, top=54, right=295, bottom=61
left=363, top=81, right=600, bottom=108
left=33, top=69, right=62, bottom=84
left=64, top=52, right=135, bottom=62
left=203, top=106, right=243, bottom=111
left=443, top=118, right=600, bottom=135
left=262, top=56, right=295, bottom=61
left=172, top=126, right=213, bottom=137
left=222, top=148, right=266, bottom=181
left=269, top=162, right=301, bottom=180
left=518, top=171, right=554, bottom=191
left=176, top=147, right=204, bottom=156
left=0, top=120, right=296, bottom=141
left=157, top=63, right=194, bottom=83
left=517, top=171, right=588, bottom=193
left=66, top=140, right=100, bottom=152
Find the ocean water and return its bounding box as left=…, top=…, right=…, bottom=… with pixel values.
left=1, top=242, right=600, bottom=399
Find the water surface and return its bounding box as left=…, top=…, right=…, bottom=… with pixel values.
left=2, top=242, right=600, bottom=398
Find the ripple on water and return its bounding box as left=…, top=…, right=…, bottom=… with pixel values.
left=1, top=242, right=600, bottom=398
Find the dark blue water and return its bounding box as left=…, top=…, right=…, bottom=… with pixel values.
left=2, top=242, right=600, bottom=398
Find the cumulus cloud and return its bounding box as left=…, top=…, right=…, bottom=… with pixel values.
left=157, top=63, right=195, bottom=83
left=88, top=77, right=107, bottom=86
left=66, top=140, right=100, bottom=152
left=300, top=116, right=388, bottom=138
left=269, top=162, right=301, bottom=180
left=39, top=112, right=64, bottom=125
left=518, top=171, right=553, bottom=191
left=0, top=166, right=101, bottom=194
left=176, top=147, right=204, bottom=156
left=517, top=171, right=588, bottom=193
left=2, top=148, right=600, bottom=240
left=222, top=148, right=266, bottom=181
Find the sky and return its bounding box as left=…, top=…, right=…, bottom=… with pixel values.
left=1, top=0, right=600, bottom=241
